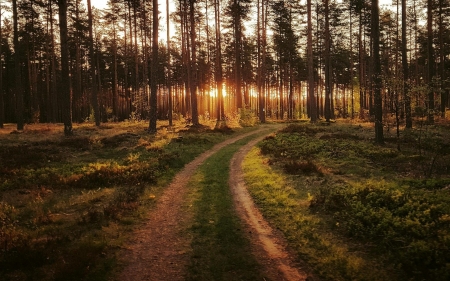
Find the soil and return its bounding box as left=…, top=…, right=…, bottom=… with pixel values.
left=229, top=135, right=313, bottom=281
left=117, top=125, right=311, bottom=281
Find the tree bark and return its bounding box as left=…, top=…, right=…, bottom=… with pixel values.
left=324, top=0, right=331, bottom=122
left=87, top=0, right=100, bottom=126
left=307, top=0, right=317, bottom=122
left=372, top=0, right=383, bottom=143
left=427, top=0, right=434, bottom=123
left=149, top=0, right=159, bottom=133
left=13, top=0, right=24, bottom=130
left=402, top=0, right=412, bottom=128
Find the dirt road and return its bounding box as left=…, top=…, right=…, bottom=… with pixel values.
left=118, top=124, right=309, bottom=280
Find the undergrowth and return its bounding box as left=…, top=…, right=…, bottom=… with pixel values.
left=0, top=120, right=255, bottom=280
left=244, top=122, right=450, bottom=281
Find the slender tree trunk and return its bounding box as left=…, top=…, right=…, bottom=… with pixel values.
left=438, top=0, right=446, bottom=118
left=58, top=0, right=72, bottom=135
left=167, top=0, right=173, bottom=126
left=190, top=0, right=199, bottom=125
left=350, top=3, right=354, bottom=119
left=307, top=0, right=317, bottom=122
left=324, top=0, right=331, bottom=122
left=0, top=3, right=3, bottom=128
left=87, top=0, right=100, bottom=126
left=149, top=0, right=158, bottom=133
left=214, top=0, right=224, bottom=123
left=372, top=0, right=383, bottom=143
left=402, top=0, right=412, bottom=128
left=427, top=0, right=434, bottom=123
left=233, top=0, right=242, bottom=110
left=13, top=0, right=24, bottom=130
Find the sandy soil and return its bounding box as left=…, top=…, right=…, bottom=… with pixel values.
left=229, top=135, right=313, bottom=281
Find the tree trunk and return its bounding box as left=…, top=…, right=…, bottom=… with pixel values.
left=87, top=0, right=100, bottom=126
left=167, top=0, right=173, bottom=126
left=372, top=0, right=383, bottom=143
left=427, top=0, right=434, bottom=123
left=324, top=0, right=331, bottom=122
left=0, top=4, right=3, bottom=129
left=149, top=0, right=158, bottom=133
left=189, top=0, right=199, bottom=125
left=402, top=0, right=412, bottom=128
left=307, top=0, right=317, bottom=122
left=13, top=0, right=24, bottom=130
left=58, top=0, right=72, bottom=135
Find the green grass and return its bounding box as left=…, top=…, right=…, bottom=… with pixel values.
left=243, top=122, right=450, bottom=281
left=186, top=134, right=268, bottom=281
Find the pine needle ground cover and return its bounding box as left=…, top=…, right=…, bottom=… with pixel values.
left=0, top=121, right=255, bottom=280
left=243, top=121, right=450, bottom=281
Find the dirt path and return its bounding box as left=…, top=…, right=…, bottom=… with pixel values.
left=229, top=136, right=311, bottom=281
left=117, top=126, right=276, bottom=281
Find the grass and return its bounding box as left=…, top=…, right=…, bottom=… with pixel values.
left=185, top=133, right=270, bottom=281
left=0, top=120, right=257, bottom=280
left=242, top=121, right=450, bottom=281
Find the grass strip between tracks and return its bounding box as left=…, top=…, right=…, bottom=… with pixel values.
left=185, top=133, right=267, bottom=281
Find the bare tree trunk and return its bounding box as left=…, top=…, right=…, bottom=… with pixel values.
left=13, top=0, right=24, bottom=130
left=402, top=0, right=412, bottom=128
left=427, top=0, right=434, bottom=123
left=189, top=0, right=199, bottom=125
left=58, top=0, right=72, bottom=135
left=307, top=0, right=317, bottom=122
left=233, top=0, right=242, bottom=109
left=214, top=0, right=224, bottom=122
left=87, top=0, right=100, bottom=126
left=0, top=3, right=3, bottom=128
left=372, top=0, right=383, bottom=143
left=149, top=0, right=158, bottom=133
left=324, top=0, right=331, bottom=122
left=167, top=0, right=173, bottom=126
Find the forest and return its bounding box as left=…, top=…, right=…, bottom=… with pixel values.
left=0, top=0, right=448, bottom=136
left=1, top=0, right=450, bottom=280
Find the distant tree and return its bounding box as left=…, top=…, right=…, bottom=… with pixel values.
left=324, top=0, right=332, bottom=122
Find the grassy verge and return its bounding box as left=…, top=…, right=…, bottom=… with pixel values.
left=0, top=121, right=257, bottom=280
left=243, top=122, right=450, bottom=281
left=185, top=133, right=268, bottom=281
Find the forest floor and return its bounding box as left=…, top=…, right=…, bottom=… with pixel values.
left=1, top=118, right=450, bottom=280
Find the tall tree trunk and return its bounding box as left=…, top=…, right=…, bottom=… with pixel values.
left=214, top=0, right=224, bottom=122
left=372, top=0, right=383, bottom=143
left=438, top=0, right=447, bottom=118
left=149, top=0, right=159, bottom=133
left=0, top=3, right=3, bottom=128
left=427, top=0, right=434, bottom=123
left=307, top=0, right=317, bottom=122
left=402, top=0, right=412, bottom=128
left=349, top=3, right=354, bottom=119
left=13, top=0, right=24, bottom=130
left=190, top=0, right=199, bottom=125
left=324, top=0, right=331, bottom=122
left=87, top=0, right=100, bottom=126
left=58, top=0, right=72, bottom=135
left=167, top=0, right=173, bottom=126
left=233, top=0, right=242, bottom=109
